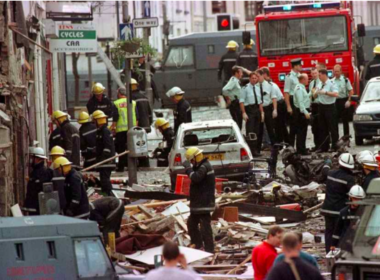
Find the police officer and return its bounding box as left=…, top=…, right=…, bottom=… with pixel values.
left=154, top=118, right=175, bottom=167
left=284, top=58, right=302, bottom=147
left=294, top=74, right=311, bottom=155
left=309, top=68, right=322, bottom=150
left=166, top=87, right=192, bottom=134
left=360, top=154, right=380, bottom=192
left=223, top=66, right=243, bottom=130
left=321, top=153, right=355, bottom=253
left=89, top=197, right=125, bottom=244
left=182, top=147, right=215, bottom=253
left=87, top=82, right=118, bottom=127
left=23, top=147, right=52, bottom=215
left=53, top=110, right=81, bottom=169
left=314, top=69, right=339, bottom=152
left=237, top=39, right=258, bottom=86
left=332, top=65, right=354, bottom=138
left=49, top=146, right=67, bottom=212
left=239, top=72, right=263, bottom=156
left=331, top=185, right=365, bottom=250
left=365, top=44, right=380, bottom=81
left=53, top=157, right=90, bottom=219
left=262, top=67, right=289, bottom=144
left=49, top=113, right=63, bottom=150
left=78, top=112, right=97, bottom=168
left=218, top=40, right=239, bottom=85
left=114, top=87, right=137, bottom=172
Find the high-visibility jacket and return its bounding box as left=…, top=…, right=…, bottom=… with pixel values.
left=114, top=98, right=137, bottom=133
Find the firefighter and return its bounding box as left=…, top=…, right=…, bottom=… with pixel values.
left=89, top=197, right=125, bottom=244
left=23, top=147, right=52, bottom=215
left=166, top=87, right=192, bottom=134
left=237, top=39, right=258, bottom=86
left=239, top=72, right=263, bottom=156
left=293, top=74, right=311, bottom=155
left=365, top=44, right=380, bottom=81
left=309, top=68, right=322, bottom=151
left=284, top=58, right=302, bottom=147
left=86, top=82, right=118, bottom=127
left=154, top=118, right=175, bottom=167
left=49, top=146, right=67, bottom=211
left=49, top=113, right=63, bottom=151
left=53, top=157, right=90, bottom=219
left=331, top=185, right=365, bottom=250
left=218, top=40, right=239, bottom=85
left=223, top=66, right=243, bottom=130
left=114, top=87, right=137, bottom=172
left=53, top=110, right=80, bottom=169
left=93, top=110, right=116, bottom=196
left=78, top=111, right=97, bottom=168
left=182, top=147, right=215, bottom=253
left=332, top=64, right=354, bottom=137
left=314, top=69, right=339, bottom=152
left=360, top=154, right=380, bottom=192
left=321, top=153, right=355, bottom=253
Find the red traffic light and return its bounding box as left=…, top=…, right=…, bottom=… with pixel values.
left=221, top=19, right=230, bottom=27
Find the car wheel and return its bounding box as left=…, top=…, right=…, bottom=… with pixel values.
left=355, top=136, right=364, bottom=146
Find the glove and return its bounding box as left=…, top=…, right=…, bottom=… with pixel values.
left=182, top=160, right=191, bottom=169
left=261, top=112, right=265, bottom=123
left=345, top=100, right=351, bottom=108
left=243, top=113, right=249, bottom=122
left=287, top=106, right=293, bottom=115
left=272, top=109, right=278, bottom=119
left=305, top=113, right=310, bottom=120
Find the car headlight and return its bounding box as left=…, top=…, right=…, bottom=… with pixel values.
left=353, top=114, right=373, bottom=121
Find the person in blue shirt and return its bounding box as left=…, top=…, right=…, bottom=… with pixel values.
left=273, top=231, right=319, bottom=269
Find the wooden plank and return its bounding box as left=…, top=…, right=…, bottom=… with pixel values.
left=173, top=215, right=188, bottom=232
left=124, top=199, right=187, bottom=211
left=138, top=205, right=155, bottom=219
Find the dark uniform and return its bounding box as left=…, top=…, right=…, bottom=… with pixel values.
left=363, top=170, right=380, bottom=192
left=270, top=81, right=289, bottom=144
left=174, top=98, right=192, bottom=133
left=23, top=161, right=52, bottom=215
left=79, top=122, right=97, bottom=168
left=96, top=124, right=116, bottom=195
left=89, top=197, right=125, bottom=244
left=60, top=120, right=81, bottom=169
left=132, top=62, right=159, bottom=100
left=218, top=50, right=238, bottom=85
left=309, top=79, right=322, bottom=149
left=157, top=127, right=175, bottom=167
left=332, top=206, right=360, bottom=247
left=50, top=170, right=67, bottom=213
left=49, top=127, right=62, bottom=151
left=87, top=95, right=117, bottom=119
left=185, top=158, right=215, bottom=253
left=365, top=55, right=380, bottom=80
left=64, top=169, right=90, bottom=219
left=321, top=168, right=355, bottom=252
left=236, top=48, right=258, bottom=85
left=131, top=90, right=153, bottom=133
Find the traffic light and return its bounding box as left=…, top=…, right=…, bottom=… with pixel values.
left=217, top=14, right=239, bottom=31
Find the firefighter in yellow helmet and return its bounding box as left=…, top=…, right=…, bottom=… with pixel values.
left=52, top=110, right=81, bottom=169
left=365, top=44, right=380, bottom=81
left=49, top=145, right=65, bottom=162
left=48, top=145, right=67, bottom=212
left=93, top=110, right=115, bottom=195
left=153, top=118, right=175, bottom=167
left=53, top=157, right=90, bottom=219
left=237, top=39, right=258, bottom=86
left=49, top=112, right=63, bottom=151
left=165, top=87, right=192, bottom=134
left=218, top=40, right=239, bottom=85
left=78, top=111, right=97, bottom=168
left=182, top=147, right=215, bottom=253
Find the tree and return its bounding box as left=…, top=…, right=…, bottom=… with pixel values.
left=72, top=53, right=80, bottom=106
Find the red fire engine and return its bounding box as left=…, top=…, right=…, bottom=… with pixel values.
left=255, top=1, right=360, bottom=94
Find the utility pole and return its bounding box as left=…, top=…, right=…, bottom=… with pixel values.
left=106, top=41, right=112, bottom=100
left=116, top=1, right=120, bottom=39
left=203, top=1, right=207, bottom=32
left=87, top=54, right=93, bottom=90
left=162, top=1, right=168, bottom=57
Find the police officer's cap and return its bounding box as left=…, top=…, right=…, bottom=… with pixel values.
left=291, top=58, right=302, bottom=66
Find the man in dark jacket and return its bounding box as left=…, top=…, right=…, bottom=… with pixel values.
left=166, top=87, right=192, bottom=134
left=78, top=111, right=97, bottom=168
left=89, top=197, right=125, bottom=244
left=360, top=154, right=380, bottom=192
left=365, top=45, right=380, bottom=81
left=237, top=39, right=258, bottom=86
left=23, top=147, right=52, bottom=215
left=49, top=146, right=67, bottom=212
left=183, top=147, right=215, bottom=253
left=49, top=127, right=62, bottom=151
left=154, top=118, right=175, bottom=167
left=321, top=153, right=355, bottom=253
left=53, top=157, right=90, bottom=219
left=218, top=40, right=239, bottom=85
left=93, top=110, right=116, bottom=196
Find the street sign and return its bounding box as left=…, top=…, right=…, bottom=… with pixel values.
left=50, top=24, right=97, bottom=53
left=143, top=1, right=151, bottom=17
left=133, top=17, right=159, bottom=29
left=119, top=23, right=134, bottom=40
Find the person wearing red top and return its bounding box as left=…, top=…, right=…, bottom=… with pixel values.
left=252, top=225, right=284, bottom=280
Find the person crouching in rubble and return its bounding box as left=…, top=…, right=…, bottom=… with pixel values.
left=331, top=185, right=366, bottom=251
left=321, top=153, right=355, bottom=253
left=182, top=147, right=215, bottom=253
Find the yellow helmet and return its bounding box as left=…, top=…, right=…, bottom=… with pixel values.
left=92, top=110, right=107, bottom=125
left=50, top=146, right=65, bottom=156
left=226, top=40, right=238, bottom=49
left=92, top=82, right=105, bottom=95
left=53, top=110, right=68, bottom=124
left=131, top=78, right=138, bottom=85
left=155, top=118, right=169, bottom=129
left=185, top=147, right=204, bottom=162
left=374, top=44, right=380, bottom=54
left=78, top=111, right=90, bottom=124
left=53, top=156, right=72, bottom=170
